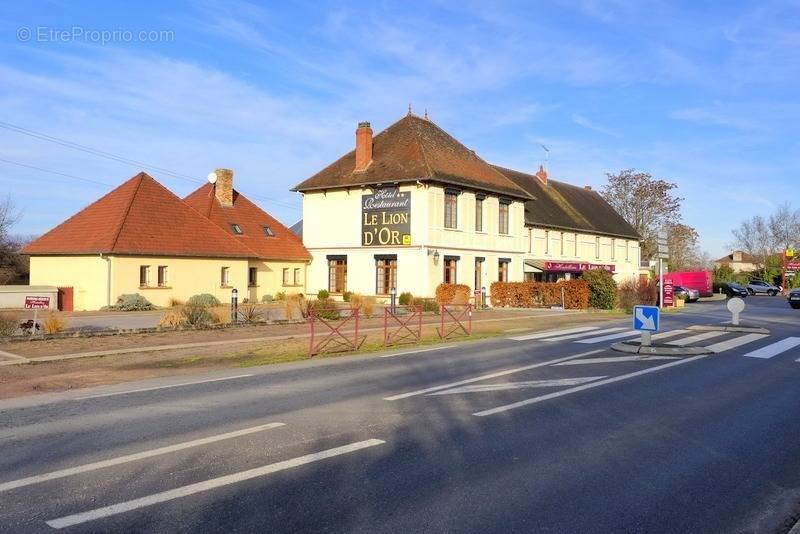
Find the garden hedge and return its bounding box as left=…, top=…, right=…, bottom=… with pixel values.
left=435, top=283, right=471, bottom=305
left=489, top=280, right=589, bottom=309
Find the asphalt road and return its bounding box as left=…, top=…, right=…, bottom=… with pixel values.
left=1, top=295, right=799, bottom=533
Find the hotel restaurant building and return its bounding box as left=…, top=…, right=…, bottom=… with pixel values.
left=294, top=113, right=641, bottom=301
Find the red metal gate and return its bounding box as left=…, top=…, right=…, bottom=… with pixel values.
left=438, top=304, right=473, bottom=339
left=57, top=287, right=73, bottom=312
left=308, top=307, right=361, bottom=356
left=383, top=305, right=423, bottom=346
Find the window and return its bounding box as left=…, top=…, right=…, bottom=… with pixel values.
left=230, top=223, right=243, bottom=235
left=443, top=257, right=458, bottom=284
left=498, top=259, right=510, bottom=282
left=139, top=265, right=150, bottom=287
left=248, top=267, right=257, bottom=286
left=376, top=258, right=397, bottom=295
left=611, top=238, right=616, bottom=260
left=625, top=241, right=630, bottom=262
left=475, top=196, right=484, bottom=232
left=545, top=230, right=550, bottom=255
left=575, top=234, right=579, bottom=257
left=220, top=266, right=230, bottom=287
left=560, top=232, right=565, bottom=256
left=474, top=258, right=483, bottom=290
left=499, top=201, right=509, bottom=235
left=294, top=268, right=301, bottom=286
left=157, top=266, right=168, bottom=287
left=282, top=268, right=290, bottom=286
left=262, top=225, right=274, bottom=237
left=596, top=236, right=601, bottom=259
left=444, top=190, right=458, bottom=229
left=328, top=258, right=347, bottom=293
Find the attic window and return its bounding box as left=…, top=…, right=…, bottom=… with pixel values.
left=262, top=225, right=275, bottom=237
left=230, top=223, right=243, bottom=235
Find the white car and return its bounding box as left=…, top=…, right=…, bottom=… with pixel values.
left=746, top=280, right=779, bottom=296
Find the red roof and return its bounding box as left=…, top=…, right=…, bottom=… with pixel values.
left=23, top=172, right=255, bottom=258
left=184, top=184, right=311, bottom=261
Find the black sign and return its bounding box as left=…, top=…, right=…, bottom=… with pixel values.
left=362, top=187, right=411, bottom=246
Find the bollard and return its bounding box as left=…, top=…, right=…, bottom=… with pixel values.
left=481, top=286, right=486, bottom=308
left=231, top=288, right=238, bottom=324
left=390, top=287, right=397, bottom=315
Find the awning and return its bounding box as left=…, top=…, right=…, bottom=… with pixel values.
left=524, top=260, right=545, bottom=273
left=524, top=259, right=615, bottom=273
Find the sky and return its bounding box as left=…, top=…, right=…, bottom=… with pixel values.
left=2, top=1, right=799, bottom=257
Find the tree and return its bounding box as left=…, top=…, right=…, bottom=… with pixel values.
left=601, top=169, right=683, bottom=260
left=768, top=203, right=800, bottom=253
left=0, top=197, right=27, bottom=284
left=731, top=215, right=775, bottom=280
left=665, top=222, right=700, bottom=271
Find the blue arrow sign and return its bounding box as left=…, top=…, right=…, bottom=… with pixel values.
left=633, top=305, right=659, bottom=332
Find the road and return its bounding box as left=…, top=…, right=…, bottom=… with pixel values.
left=1, top=296, right=799, bottom=533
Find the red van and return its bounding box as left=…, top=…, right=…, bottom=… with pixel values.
left=666, top=271, right=713, bottom=297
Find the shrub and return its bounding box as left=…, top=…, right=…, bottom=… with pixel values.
left=582, top=270, right=617, bottom=310
left=308, top=297, right=339, bottom=320
left=186, top=293, right=221, bottom=308
left=158, top=309, right=185, bottom=328
left=342, top=291, right=353, bottom=302
left=435, top=283, right=471, bottom=305
left=412, top=297, right=440, bottom=313
left=317, top=289, right=330, bottom=300
left=618, top=278, right=657, bottom=312
left=274, top=292, right=286, bottom=301
left=237, top=303, right=264, bottom=324
left=284, top=293, right=308, bottom=320
left=182, top=305, right=213, bottom=327
left=399, top=291, right=413, bottom=305
left=489, top=281, right=589, bottom=309
left=261, top=294, right=273, bottom=303
left=168, top=297, right=184, bottom=307
left=209, top=306, right=232, bottom=325
left=41, top=311, right=67, bottom=334
left=0, top=311, right=20, bottom=336
left=349, top=293, right=376, bottom=318
left=108, top=293, right=155, bottom=311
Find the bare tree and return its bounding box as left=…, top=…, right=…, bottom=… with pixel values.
left=768, top=203, right=800, bottom=252
left=0, top=197, right=26, bottom=284
left=666, top=222, right=701, bottom=271
left=601, top=169, right=683, bottom=260
left=0, top=196, right=20, bottom=243
left=731, top=215, right=775, bottom=279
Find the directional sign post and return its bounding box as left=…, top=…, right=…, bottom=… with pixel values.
left=633, top=305, right=659, bottom=347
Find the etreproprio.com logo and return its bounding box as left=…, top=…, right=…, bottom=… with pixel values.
left=17, top=26, right=175, bottom=45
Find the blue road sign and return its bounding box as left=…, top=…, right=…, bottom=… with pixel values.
left=633, top=305, right=659, bottom=332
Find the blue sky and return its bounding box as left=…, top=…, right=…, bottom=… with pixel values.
left=2, top=1, right=798, bottom=256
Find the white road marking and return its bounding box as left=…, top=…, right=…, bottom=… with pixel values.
left=554, top=355, right=680, bottom=366
left=666, top=331, right=727, bottom=346
left=383, top=349, right=604, bottom=401
left=0, top=423, right=285, bottom=493
left=575, top=330, right=639, bottom=344
left=77, top=374, right=254, bottom=400
left=0, top=349, right=28, bottom=361
left=46, top=439, right=385, bottom=529
left=651, top=329, right=690, bottom=340
left=706, top=334, right=770, bottom=353
left=543, top=327, right=627, bottom=342
left=380, top=345, right=454, bottom=358
left=508, top=326, right=599, bottom=341
left=428, top=376, right=605, bottom=395
left=743, top=337, right=800, bottom=359
left=474, top=354, right=709, bottom=417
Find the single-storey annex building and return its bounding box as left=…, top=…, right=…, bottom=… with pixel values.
left=293, top=113, right=641, bottom=300
left=23, top=170, right=310, bottom=310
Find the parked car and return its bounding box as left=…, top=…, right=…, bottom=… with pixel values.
left=724, top=282, right=748, bottom=298
left=746, top=279, right=779, bottom=296
left=788, top=288, right=800, bottom=309
left=674, top=285, right=700, bottom=302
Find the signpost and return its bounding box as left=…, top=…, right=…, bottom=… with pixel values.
left=662, top=276, right=674, bottom=307
left=633, top=305, right=659, bottom=346
left=24, top=296, right=50, bottom=339
left=727, top=297, right=745, bottom=326
left=656, top=231, right=669, bottom=309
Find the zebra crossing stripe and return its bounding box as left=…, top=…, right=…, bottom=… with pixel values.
left=543, top=327, right=627, bottom=342
left=743, top=337, right=800, bottom=359
left=575, top=330, right=639, bottom=344
left=509, top=326, right=599, bottom=341
left=666, top=331, right=727, bottom=346
left=705, top=333, right=769, bottom=353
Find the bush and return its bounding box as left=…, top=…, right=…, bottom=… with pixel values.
left=582, top=270, right=617, bottom=310
left=490, top=281, right=589, bottom=309
left=168, top=297, right=184, bottom=307
left=261, top=294, right=273, bottom=303
left=182, top=305, right=213, bottom=327
left=317, top=289, right=330, bottom=300
left=0, top=311, right=20, bottom=336
left=412, top=297, right=440, bottom=313
left=349, top=293, right=376, bottom=317
left=209, top=306, right=232, bottom=325
left=237, top=303, right=264, bottom=324
left=186, top=293, right=221, bottom=308
left=618, top=278, right=657, bottom=312
left=108, top=293, right=155, bottom=311
left=399, top=292, right=413, bottom=305
left=158, top=309, right=185, bottom=328
left=274, top=292, right=286, bottom=301
left=41, top=311, right=67, bottom=334
left=435, top=283, right=471, bottom=305
left=308, top=297, right=339, bottom=320
left=342, top=291, right=353, bottom=302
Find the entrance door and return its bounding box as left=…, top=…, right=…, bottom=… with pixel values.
left=474, top=259, right=483, bottom=291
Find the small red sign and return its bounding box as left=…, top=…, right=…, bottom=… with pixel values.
left=474, top=289, right=482, bottom=296
left=786, top=261, right=800, bottom=271
left=662, top=277, right=674, bottom=307
left=24, top=296, right=50, bottom=309
left=544, top=261, right=615, bottom=273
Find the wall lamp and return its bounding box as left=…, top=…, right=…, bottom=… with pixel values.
left=428, top=249, right=440, bottom=265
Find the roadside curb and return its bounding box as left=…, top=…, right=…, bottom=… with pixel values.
left=611, top=342, right=712, bottom=356
left=688, top=324, right=770, bottom=334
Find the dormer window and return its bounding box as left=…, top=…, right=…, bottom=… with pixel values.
left=262, top=225, right=275, bottom=237
left=230, top=223, right=243, bottom=235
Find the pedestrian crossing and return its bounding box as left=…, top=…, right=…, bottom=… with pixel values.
left=509, top=326, right=800, bottom=361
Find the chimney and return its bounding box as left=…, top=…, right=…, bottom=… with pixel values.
left=584, top=185, right=592, bottom=191
left=214, top=168, right=234, bottom=207
left=733, top=251, right=742, bottom=262
left=355, top=121, right=373, bottom=171
left=535, top=165, right=548, bottom=185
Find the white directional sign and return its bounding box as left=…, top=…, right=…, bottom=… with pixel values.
left=633, top=305, right=659, bottom=332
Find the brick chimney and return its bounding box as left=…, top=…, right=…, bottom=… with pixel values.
left=355, top=121, right=373, bottom=171
left=214, top=168, right=234, bottom=207
left=535, top=165, right=548, bottom=185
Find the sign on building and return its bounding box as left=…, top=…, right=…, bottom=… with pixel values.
left=362, top=187, right=411, bottom=246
